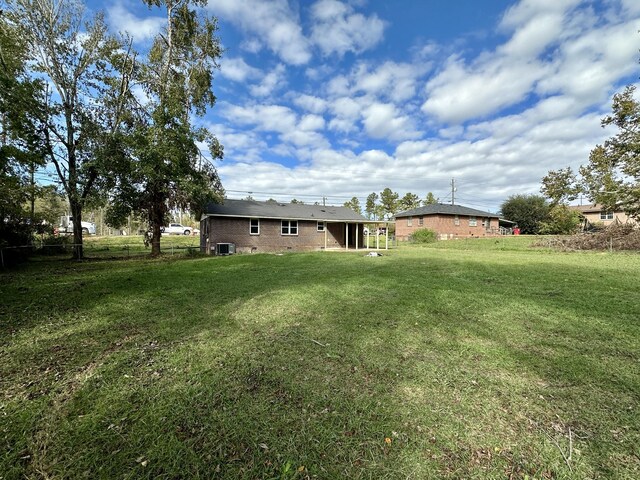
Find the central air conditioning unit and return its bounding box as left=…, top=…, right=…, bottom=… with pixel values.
left=215, top=243, right=236, bottom=255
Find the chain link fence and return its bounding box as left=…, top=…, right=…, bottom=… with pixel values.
left=1, top=238, right=202, bottom=268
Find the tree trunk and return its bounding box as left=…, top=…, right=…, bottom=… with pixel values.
left=70, top=200, right=83, bottom=260
left=151, top=221, right=162, bottom=257
left=150, top=197, right=163, bottom=257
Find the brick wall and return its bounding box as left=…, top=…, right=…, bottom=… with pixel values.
left=395, top=214, right=498, bottom=241
left=201, top=216, right=365, bottom=253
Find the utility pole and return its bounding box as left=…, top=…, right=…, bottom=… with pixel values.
left=450, top=178, right=456, bottom=205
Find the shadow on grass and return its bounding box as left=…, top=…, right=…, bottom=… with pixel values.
left=1, top=251, right=639, bottom=478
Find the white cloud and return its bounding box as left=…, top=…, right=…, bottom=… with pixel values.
left=421, top=0, right=639, bottom=124
left=107, top=3, right=164, bottom=42
left=361, top=103, right=421, bottom=141
left=326, top=75, right=351, bottom=97
left=299, top=114, right=325, bottom=131
left=309, top=0, right=386, bottom=56
left=292, top=94, right=327, bottom=114
left=353, top=61, right=429, bottom=103
left=219, top=57, right=261, bottom=82
left=499, top=0, right=582, bottom=30
left=225, top=104, right=298, bottom=133
left=327, top=96, right=361, bottom=133
left=621, top=0, right=640, bottom=15
left=499, top=12, right=565, bottom=57
left=422, top=56, right=549, bottom=123
left=207, top=123, right=268, bottom=163
left=536, top=19, right=640, bottom=101
left=281, top=130, right=328, bottom=148
left=207, top=0, right=311, bottom=65
left=249, top=64, right=287, bottom=97
left=221, top=103, right=329, bottom=149
left=241, top=38, right=263, bottom=54
left=330, top=97, right=361, bottom=120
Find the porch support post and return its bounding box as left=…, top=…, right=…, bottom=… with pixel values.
left=376, top=224, right=379, bottom=250
left=385, top=225, right=389, bottom=250
left=324, top=223, right=327, bottom=250
left=356, top=223, right=359, bottom=250
left=345, top=223, right=349, bottom=250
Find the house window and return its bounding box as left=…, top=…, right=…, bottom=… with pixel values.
left=407, top=216, right=413, bottom=227
left=250, top=218, right=260, bottom=235
left=454, top=215, right=460, bottom=226
left=419, top=216, right=424, bottom=226
left=600, top=212, right=614, bottom=220
left=281, top=220, right=298, bottom=235
left=469, top=216, right=477, bottom=227
left=317, top=221, right=325, bottom=232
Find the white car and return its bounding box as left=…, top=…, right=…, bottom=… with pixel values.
left=161, top=223, right=193, bottom=235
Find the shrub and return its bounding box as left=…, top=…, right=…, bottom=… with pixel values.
left=539, top=204, right=581, bottom=234
left=410, top=228, right=437, bottom=244
left=0, top=220, right=35, bottom=267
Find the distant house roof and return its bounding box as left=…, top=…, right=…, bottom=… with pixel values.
left=568, top=204, right=618, bottom=214
left=202, top=199, right=369, bottom=222
left=395, top=203, right=500, bottom=219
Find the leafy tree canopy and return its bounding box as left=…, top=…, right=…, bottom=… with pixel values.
left=500, top=194, right=550, bottom=234
left=343, top=196, right=361, bottom=215
left=105, top=0, right=224, bottom=256
left=379, top=187, right=399, bottom=219
left=365, top=192, right=379, bottom=220
left=541, top=85, right=640, bottom=221
left=0, top=10, right=49, bottom=249
left=398, top=192, right=420, bottom=212
left=5, top=0, right=129, bottom=258
left=423, top=192, right=438, bottom=205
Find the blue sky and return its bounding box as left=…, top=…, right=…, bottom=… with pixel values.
left=102, top=0, right=640, bottom=212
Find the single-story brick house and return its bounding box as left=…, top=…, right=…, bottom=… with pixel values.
left=395, top=204, right=502, bottom=240
left=568, top=204, right=634, bottom=227
left=200, top=199, right=384, bottom=254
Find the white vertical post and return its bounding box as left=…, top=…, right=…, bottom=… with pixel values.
left=324, top=223, right=327, bottom=250
left=355, top=224, right=359, bottom=250
left=345, top=223, right=349, bottom=250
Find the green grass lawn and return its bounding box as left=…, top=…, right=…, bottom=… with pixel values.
left=1, top=239, right=639, bottom=479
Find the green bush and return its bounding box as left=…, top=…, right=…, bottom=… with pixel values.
left=410, top=228, right=437, bottom=243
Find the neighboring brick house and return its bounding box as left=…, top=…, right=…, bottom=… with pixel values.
left=200, top=199, right=375, bottom=254
left=568, top=204, right=634, bottom=227
left=395, top=204, right=501, bottom=241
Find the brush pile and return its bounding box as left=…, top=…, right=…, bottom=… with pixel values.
left=534, top=223, right=640, bottom=251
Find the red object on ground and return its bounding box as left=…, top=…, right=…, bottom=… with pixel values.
left=513, top=227, right=521, bottom=235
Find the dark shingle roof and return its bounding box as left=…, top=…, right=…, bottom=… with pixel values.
left=395, top=203, right=499, bottom=219
left=203, top=199, right=368, bottom=222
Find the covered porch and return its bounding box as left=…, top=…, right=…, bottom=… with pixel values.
left=323, top=220, right=393, bottom=251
